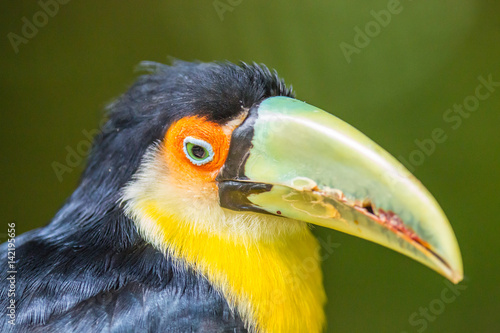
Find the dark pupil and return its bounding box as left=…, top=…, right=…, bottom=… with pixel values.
left=191, top=145, right=206, bottom=159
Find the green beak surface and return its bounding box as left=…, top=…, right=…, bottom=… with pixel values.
left=218, top=96, right=463, bottom=283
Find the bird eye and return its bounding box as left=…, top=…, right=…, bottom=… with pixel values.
left=183, top=137, right=215, bottom=165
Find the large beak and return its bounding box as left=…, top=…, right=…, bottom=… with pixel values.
left=217, top=96, right=463, bottom=284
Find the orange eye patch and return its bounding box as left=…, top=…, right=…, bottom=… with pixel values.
left=163, top=116, right=232, bottom=182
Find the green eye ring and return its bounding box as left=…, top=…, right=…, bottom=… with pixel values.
left=183, top=137, right=215, bottom=165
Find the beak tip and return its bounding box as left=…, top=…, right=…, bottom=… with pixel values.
left=449, top=269, right=464, bottom=284
left=440, top=250, right=463, bottom=284
left=453, top=258, right=464, bottom=284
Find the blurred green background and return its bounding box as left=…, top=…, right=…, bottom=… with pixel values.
left=1, top=1, right=498, bottom=332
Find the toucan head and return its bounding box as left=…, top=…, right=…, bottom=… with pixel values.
left=105, top=60, right=462, bottom=284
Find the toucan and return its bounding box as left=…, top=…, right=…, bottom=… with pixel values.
left=0, top=61, right=463, bottom=333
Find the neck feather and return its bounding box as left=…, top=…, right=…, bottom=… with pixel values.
left=126, top=199, right=326, bottom=333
